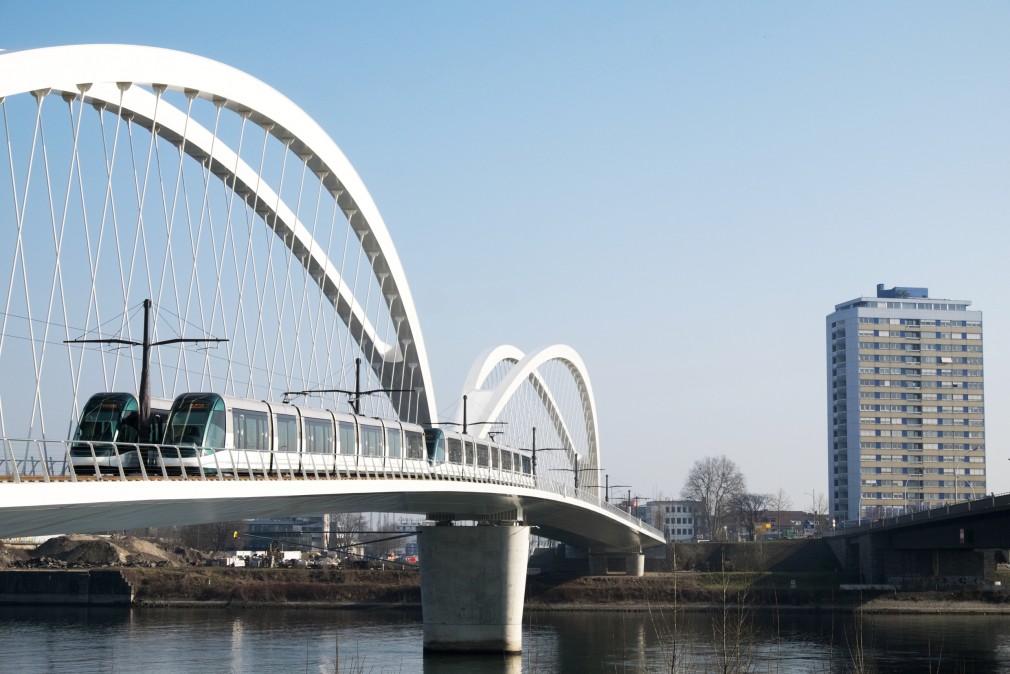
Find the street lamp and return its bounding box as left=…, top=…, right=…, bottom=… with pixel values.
left=960, top=477, right=978, bottom=502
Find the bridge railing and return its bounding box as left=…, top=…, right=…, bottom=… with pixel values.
left=530, top=472, right=657, bottom=534
left=0, top=439, right=662, bottom=537
left=830, top=493, right=1010, bottom=535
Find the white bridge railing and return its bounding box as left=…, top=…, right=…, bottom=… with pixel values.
left=0, top=439, right=661, bottom=538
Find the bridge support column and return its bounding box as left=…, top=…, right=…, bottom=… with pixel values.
left=858, top=533, right=887, bottom=584
left=625, top=552, right=645, bottom=577
left=418, top=523, right=530, bottom=653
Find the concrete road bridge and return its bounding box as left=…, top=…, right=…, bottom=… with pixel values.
left=827, top=493, right=1010, bottom=588
left=0, top=44, right=664, bottom=653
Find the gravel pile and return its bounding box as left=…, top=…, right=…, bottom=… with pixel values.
left=13, top=534, right=188, bottom=568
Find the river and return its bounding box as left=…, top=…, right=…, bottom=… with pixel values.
left=2, top=605, right=1010, bottom=672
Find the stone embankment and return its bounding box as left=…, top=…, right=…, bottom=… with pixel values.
left=0, top=569, right=134, bottom=605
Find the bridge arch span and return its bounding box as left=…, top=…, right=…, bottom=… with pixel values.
left=0, top=45, right=436, bottom=426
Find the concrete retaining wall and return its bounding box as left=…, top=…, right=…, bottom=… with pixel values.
left=0, top=570, right=134, bottom=605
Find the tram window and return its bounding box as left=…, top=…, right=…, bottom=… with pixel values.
left=75, top=398, right=129, bottom=442
left=206, top=409, right=226, bottom=448
left=476, top=444, right=489, bottom=467
left=361, top=425, right=383, bottom=457
left=117, top=411, right=140, bottom=443
left=166, top=398, right=223, bottom=447
left=424, top=429, right=446, bottom=462
left=386, top=428, right=402, bottom=459
left=305, top=419, right=335, bottom=454
left=276, top=414, right=298, bottom=452
left=338, top=421, right=356, bottom=455
left=465, top=441, right=475, bottom=465
left=405, top=431, right=425, bottom=459
left=233, top=409, right=269, bottom=450
left=78, top=420, right=114, bottom=442
left=149, top=409, right=170, bottom=443
left=447, top=437, right=463, bottom=464
left=490, top=447, right=500, bottom=469
left=501, top=451, right=512, bottom=472
left=522, top=456, right=532, bottom=474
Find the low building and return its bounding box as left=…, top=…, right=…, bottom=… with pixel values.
left=647, top=500, right=702, bottom=542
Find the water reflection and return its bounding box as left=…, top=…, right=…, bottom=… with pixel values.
left=423, top=652, right=522, bottom=673
left=1, top=606, right=1010, bottom=672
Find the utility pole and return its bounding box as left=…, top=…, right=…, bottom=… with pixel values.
left=525, top=426, right=573, bottom=479
left=434, top=395, right=505, bottom=437
left=65, top=299, right=227, bottom=441
left=284, top=357, right=414, bottom=414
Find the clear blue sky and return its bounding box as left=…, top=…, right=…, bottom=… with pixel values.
left=3, top=2, right=1010, bottom=509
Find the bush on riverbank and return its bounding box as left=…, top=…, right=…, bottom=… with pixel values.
left=123, top=567, right=421, bottom=604
left=663, top=539, right=844, bottom=574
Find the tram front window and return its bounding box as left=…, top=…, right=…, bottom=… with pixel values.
left=166, top=397, right=225, bottom=450
left=424, top=429, right=445, bottom=462
left=72, top=395, right=139, bottom=456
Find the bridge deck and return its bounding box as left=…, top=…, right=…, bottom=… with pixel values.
left=0, top=441, right=666, bottom=552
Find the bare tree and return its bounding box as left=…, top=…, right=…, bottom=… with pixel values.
left=364, top=522, right=402, bottom=561
left=330, top=512, right=368, bottom=558
left=732, top=492, right=771, bottom=542
left=681, top=456, right=746, bottom=541
left=808, top=489, right=829, bottom=535
left=771, top=488, right=792, bottom=536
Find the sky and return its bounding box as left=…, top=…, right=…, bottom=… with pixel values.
left=2, top=2, right=1010, bottom=510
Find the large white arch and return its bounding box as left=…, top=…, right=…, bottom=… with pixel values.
left=459, top=344, right=601, bottom=497
left=75, top=83, right=400, bottom=365
left=0, top=45, right=436, bottom=424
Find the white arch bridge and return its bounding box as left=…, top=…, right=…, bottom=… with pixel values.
left=0, top=45, right=662, bottom=652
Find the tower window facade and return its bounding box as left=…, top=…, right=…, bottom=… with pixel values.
left=826, top=285, right=985, bottom=524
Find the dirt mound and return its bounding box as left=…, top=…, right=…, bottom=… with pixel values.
left=0, top=542, right=30, bottom=568
left=29, top=534, right=186, bottom=568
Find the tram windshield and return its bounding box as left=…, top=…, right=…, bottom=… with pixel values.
left=423, top=428, right=446, bottom=462
left=165, top=394, right=226, bottom=447
left=73, top=393, right=139, bottom=445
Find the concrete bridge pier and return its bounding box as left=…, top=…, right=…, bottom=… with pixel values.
left=587, top=548, right=645, bottom=576
left=625, top=552, right=645, bottom=576
left=417, top=521, right=531, bottom=653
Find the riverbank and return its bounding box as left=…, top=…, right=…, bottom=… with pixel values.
left=2, top=565, right=1009, bottom=614
left=6, top=536, right=1010, bottom=614
left=108, top=567, right=1010, bottom=615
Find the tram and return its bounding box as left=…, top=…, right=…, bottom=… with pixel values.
left=69, top=392, right=172, bottom=473
left=141, top=392, right=535, bottom=486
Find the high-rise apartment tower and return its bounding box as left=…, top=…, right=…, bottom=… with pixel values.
left=827, top=285, right=985, bottom=524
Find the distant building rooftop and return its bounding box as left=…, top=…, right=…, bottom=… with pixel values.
left=832, top=283, right=973, bottom=312
left=876, top=284, right=928, bottom=299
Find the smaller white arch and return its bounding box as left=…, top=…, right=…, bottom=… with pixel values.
left=459, top=344, right=601, bottom=498
left=461, top=344, right=525, bottom=393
